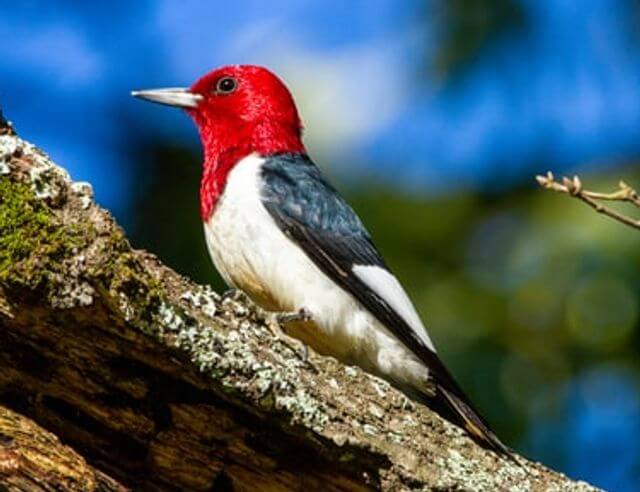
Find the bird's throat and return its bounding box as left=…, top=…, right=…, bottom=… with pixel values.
left=198, top=120, right=305, bottom=220
left=199, top=147, right=248, bottom=220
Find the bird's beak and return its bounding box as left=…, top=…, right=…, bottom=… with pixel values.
left=130, top=87, right=203, bottom=109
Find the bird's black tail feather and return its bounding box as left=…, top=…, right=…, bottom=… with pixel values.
left=434, top=384, right=513, bottom=458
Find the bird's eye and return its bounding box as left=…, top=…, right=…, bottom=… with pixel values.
left=215, top=77, right=237, bottom=94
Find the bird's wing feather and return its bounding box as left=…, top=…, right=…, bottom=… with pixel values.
left=259, top=153, right=511, bottom=456
left=260, top=154, right=460, bottom=390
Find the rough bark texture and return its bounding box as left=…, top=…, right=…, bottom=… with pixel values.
left=0, top=405, right=127, bottom=491
left=0, top=117, right=599, bottom=491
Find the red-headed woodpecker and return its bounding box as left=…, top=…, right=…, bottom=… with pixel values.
left=132, top=65, right=510, bottom=456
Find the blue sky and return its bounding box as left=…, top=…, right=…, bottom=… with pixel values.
left=2, top=2, right=640, bottom=489
left=3, top=0, right=640, bottom=212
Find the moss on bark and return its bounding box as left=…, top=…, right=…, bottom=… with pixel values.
left=0, top=124, right=600, bottom=491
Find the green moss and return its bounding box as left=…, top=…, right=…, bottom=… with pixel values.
left=0, top=178, right=52, bottom=275
left=0, top=177, right=85, bottom=286
left=0, top=174, right=158, bottom=313
left=111, top=253, right=163, bottom=299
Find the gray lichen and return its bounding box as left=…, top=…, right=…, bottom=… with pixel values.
left=0, top=135, right=69, bottom=204
left=166, top=286, right=331, bottom=432
left=70, top=181, right=94, bottom=210
left=181, top=286, right=218, bottom=317
left=0, top=128, right=602, bottom=492
left=0, top=135, right=18, bottom=162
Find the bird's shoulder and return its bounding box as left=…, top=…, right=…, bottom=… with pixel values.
left=258, top=152, right=438, bottom=351
left=258, top=152, right=375, bottom=245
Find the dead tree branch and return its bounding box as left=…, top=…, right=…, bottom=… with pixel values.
left=0, top=405, right=127, bottom=491
left=0, top=117, right=599, bottom=490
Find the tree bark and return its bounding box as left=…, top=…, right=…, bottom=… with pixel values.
left=0, top=405, right=127, bottom=491
left=0, top=116, right=599, bottom=491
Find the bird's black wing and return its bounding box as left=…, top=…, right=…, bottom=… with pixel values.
left=259, top=153, right=510, bottom=456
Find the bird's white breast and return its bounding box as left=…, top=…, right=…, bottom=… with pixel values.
left=203, top=154, right=430, bottom=390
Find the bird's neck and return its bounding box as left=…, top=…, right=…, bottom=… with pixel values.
left=199, top=119, right=305, bottom=220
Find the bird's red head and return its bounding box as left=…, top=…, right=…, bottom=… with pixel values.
left=132, top=65, right=306, bottom=219
left=188, top=65, right=304, bottom=161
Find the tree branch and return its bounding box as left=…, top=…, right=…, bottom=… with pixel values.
left=0, top=405, right=127, bottom=491
left=536, top=171, right=640, bottom=230
left=0, top=119, right=599, bottom=490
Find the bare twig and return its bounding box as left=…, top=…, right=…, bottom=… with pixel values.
left=536, top=171, right=640, bottom=230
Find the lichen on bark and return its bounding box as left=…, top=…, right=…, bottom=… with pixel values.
left=0, top=122, right=600, bottom=491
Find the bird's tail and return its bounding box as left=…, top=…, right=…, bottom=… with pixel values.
left=435, top=384, right=513, bottom=457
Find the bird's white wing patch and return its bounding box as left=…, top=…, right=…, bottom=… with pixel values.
left=352, top=265, right=436, bottom=352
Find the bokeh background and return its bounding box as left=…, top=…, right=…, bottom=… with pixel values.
left=2, top=1, right=640, bottom=489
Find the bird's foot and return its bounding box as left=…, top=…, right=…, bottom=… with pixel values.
left=221, top=288, right=249, bottom=303
left=222, top=289, right=313, bottom=368
left=265, top=308, right=313, bottom=365
left=274, top=307, right=313, bottom=325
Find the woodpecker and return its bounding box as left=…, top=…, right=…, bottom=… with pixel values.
left=132, top=65, right=510, bottom=456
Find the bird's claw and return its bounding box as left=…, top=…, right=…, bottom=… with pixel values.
left=266, top=308, right=313, bottom=366
left=221, top=290, right=313, bottom=367
left=221, top=288, right=249, bottom=303
left=275, top=307, right=312, bottom=325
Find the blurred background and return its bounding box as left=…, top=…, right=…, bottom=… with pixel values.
left=2, top=1, right=640, bottom=489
